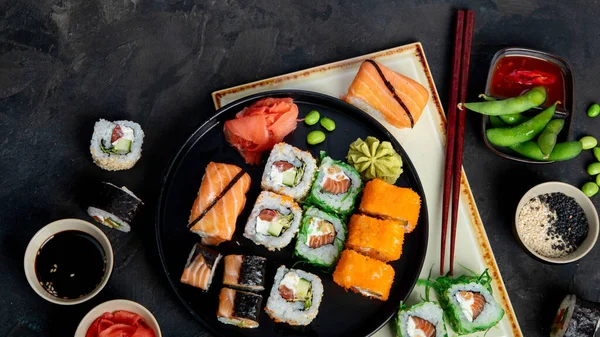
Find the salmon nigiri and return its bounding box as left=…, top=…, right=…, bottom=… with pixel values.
left=345, top=60, right=429, bottom=129
left=189, top=162, right=251, bottom=245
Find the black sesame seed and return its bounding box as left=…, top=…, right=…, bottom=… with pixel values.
left=540, top=192, right=588, bottom=254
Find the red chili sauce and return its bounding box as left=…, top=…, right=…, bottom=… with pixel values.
left=489, top=56, right=566, bottom=110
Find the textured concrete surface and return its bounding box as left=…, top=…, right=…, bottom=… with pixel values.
left=2, top=0, right=600, bottom=336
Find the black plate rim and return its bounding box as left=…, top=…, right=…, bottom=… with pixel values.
left=155, top=89, right=429, bottom=337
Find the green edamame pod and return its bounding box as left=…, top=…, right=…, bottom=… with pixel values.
left=306, top=130, right=326, bottom=145
left=463, top=86, right=546, bottom=116
left=537, top=119, right=565, bottom=156
left=478, top=94, right=495, bottom=101
left=499, top=113, right=528, bottom=125
left=582, top=182, right=599, bottom=197
left=320, top=117, right=336, bottom=131
left=489, top=116, right=506, bottom=128
left=588, top=163, right=600, bottom=175
left=594, top=147, right=600, bottom=161
left=486, top=102, right=557, bottom=147
left=304, top=110, right=320, bottom=125
left=588, top=103, right=600, bottom=118
left=509, top=141, right=582, bottom=161
left=580, top=136, right=598, bottom=150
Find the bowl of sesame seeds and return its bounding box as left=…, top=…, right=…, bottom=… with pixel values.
left=515, top=182, right=599, bottom=263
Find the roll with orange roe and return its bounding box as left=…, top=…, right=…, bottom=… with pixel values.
left=346, top=214, right=405, bottom=262
left=332, top=249, right=395, bottom=301
left=358, top=178, right=421, bottom=233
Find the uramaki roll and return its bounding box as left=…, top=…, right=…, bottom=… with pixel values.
left=346, top=214, right=404, bottom=262
left=332, top=249, right=394, bottom=301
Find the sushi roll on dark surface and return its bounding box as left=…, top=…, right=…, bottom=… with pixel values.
left=305, top=156, right=362, bottom=217
left=261, top=143, right=317, bottom=201
left=180, top=243, right=222, bottom=291
left=90, top=119, right=144, bottom=171
left=223, top=255, right=267, bottom=292
left=265, top=265, right=324, bottom=326
left=294, top=207, right=346, bottom=268
left=551, top=294, right=600, bottom=337
left=87, top=182, right=143, bottom=232
left=431, top=270, right=504, bottom=335
left=395, top=302, right=447, bottom=337
left=244, top=191, right=302, bottom=251
left=217, top=288, right=263, bottom=328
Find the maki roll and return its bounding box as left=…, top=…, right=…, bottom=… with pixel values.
left=294, top=206, right=346, bottom=268
left=332, top=249, right=395, bottom=301
left=265, top=266, right=324, bottom=326
left=359, top=178, right=421, bottom=232
left=217, top=288, right=263, bottom=328
left=90, top=119, right=144, bottom=171
left=244, top=191, right=302, bottom=251
left=431, top=270, right=504, bottom=335
left=261, top=143, right=317, bottom=201
left=551, top=294, right=600, bottom=337
left=223, top=255, right=267, bottom=292
left=346, top=214, right=404, bottom=262
left=87, top=182, right=143, bottom=232
left=305, top=156, right=363, bottom=217
left=395, top=302, right=448, bottom=337
left=180, top=243, right=222, bottom=291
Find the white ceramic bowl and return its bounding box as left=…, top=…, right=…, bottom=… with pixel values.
left=24, top=218, right=114, bottom=305
left=514, top=182, right=599, bottom=263
left=74, top=299, right=162, bottom=337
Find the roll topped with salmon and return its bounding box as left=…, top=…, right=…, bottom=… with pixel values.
left=345, top=60, right=429, bottom=129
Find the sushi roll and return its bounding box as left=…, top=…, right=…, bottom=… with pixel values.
left=346, top=214, right=404, bottom=262
left=395, top=302, right=448, bottom=337
left=294, top=206, right=346, bottom=268
left=551, top=294, right=600, bottom=337
left=265, top=265, right=324, bottom=326
left=223, top=255, right=267, bottom=292
left=217, top=288, right=263, bottom=328
left=261, top=143, right=317, bottom=201
left=243, top=191, right=302, bottom=251
left=332, top=249, right=394, bottom=301
left=305, top=156, right=363, bottom=217
left=87, top=182, right=143, bottom=232
left=90, top=119, right=144, bottom=171
left=180, top=243, right=222, bottom=291
left=359, top=178, right=421, bottom=232
left=431, top=271, right=505, bottom=335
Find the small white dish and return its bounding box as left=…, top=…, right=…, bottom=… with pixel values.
left=74, top=299, right=162, bottom=337
left=514, top=182, right=599, bottom=263
left=24, top=218, right=114, bottom=305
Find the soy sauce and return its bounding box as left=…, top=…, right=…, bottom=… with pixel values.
left=35, top=230, right=106, bottom=299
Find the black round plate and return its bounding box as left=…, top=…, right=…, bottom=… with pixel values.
left=156, top=90, right=429, bottom=337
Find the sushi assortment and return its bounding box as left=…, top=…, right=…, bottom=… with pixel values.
left=90, top=119, right=145, bottom=171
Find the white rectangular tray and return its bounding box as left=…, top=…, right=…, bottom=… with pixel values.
left=212, top=42, right=522, bottom=337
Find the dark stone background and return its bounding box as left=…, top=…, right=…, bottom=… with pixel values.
left=2, top=0, right=600, bottom=336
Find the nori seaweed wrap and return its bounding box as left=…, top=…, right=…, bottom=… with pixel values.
left=87, top=182, right=143, bottom=232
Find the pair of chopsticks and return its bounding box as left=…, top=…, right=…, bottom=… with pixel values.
left=440, top=9, right=475, bottom=276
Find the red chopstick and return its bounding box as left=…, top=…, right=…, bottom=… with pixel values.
left=440, top=10, right=465, bottom=276
left=449, top=10, right=475, bottom=275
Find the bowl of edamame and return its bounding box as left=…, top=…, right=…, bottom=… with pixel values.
left=514, top=182, right=599, bottom=264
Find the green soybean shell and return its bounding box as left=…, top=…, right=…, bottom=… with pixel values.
left=486, top=102, right=557, bottom=147
left=463, top=86, right=547, bottom=116
left=509, top=141, right=582, bottom=161
left=537, top=119, right=565, bottom=156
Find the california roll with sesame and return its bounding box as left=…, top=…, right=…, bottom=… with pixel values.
left=90, top=119, right=144, bottom=171
left=261, top=142, right=317, bottom=201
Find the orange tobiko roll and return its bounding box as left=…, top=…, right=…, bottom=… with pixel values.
left=332, top=249, right=395, bottom=301
left=346, top=214, right=405, bottom=262
left=358, top=178, right=421, bottom=232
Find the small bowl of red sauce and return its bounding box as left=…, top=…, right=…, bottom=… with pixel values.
left=481, top=47, right=574, bottom=164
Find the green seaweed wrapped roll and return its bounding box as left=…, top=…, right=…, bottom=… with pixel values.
left=305, top=156, right=362, bottom=217
left=395, top=302, right=448, bottom=337
left=431, top=270, right=504, bottom=335
left=294, top=207, right=346, bottom=268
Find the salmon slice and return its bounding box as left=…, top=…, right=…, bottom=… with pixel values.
left=189, top=162, right=251, bottom=245
left=273, top=161, right=294, bottom=172
left=218, top=288, right=236, bottom=318
left=180, top=244, right=222, bottom=291
left=223, top=255, right=242, bottom=286
left=345, top=60, right=429, bottom=129
left=408, top=316, right=436, bottom=337
left=457, top=291, right=486, bottom=321
left=321, top=166, right=350, bottom=194
left=307, top=220, right=336, bottom=248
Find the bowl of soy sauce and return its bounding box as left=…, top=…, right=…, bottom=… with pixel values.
left=24, top=218, right=114, bottom=305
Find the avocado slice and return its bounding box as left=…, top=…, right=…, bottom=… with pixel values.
left=113, top=138, right=132, bottom=153
left=281, top=169, right=297, bottom=187
left=296, top=278, right=312, bottom=309
left=267, top=221, right=283, bottom=236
